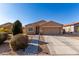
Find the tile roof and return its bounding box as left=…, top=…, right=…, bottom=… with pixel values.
left=25, top=20, right=63, bottom=26
left=64, top=22, right=79, bottom=27
left=0, top=22, right=13, bottom=28
left=25, top=20, right=47, bottom=26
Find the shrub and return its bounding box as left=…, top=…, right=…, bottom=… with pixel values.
left=4, top=29, right=9, bottom=32
left=0, top=28, right=4, bottom=32
left=12, top=20, right=23, bottom=35
left=0, top=28, right=9, bottom=33
left=10, top=34, right=28, bottom=51
left=0, top=32, right=8, bottom=44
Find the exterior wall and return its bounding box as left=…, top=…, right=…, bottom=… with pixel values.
left=25, top=26, right=36, bottom=35
left=63, top=25, right=74, bottom=33
left=63, top=26, right=70, bottom=32
left=74, top=24, right=79, bottom=33
left=71, top=26, right=74, bottom=32
left=26, top=25, right=63, bottom=35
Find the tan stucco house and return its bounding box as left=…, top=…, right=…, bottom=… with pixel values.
left=63, top=22, right=79, bottom=34
left=0, top=23, right=13, bottom=33
left=25, top=20, right=63, bottom=35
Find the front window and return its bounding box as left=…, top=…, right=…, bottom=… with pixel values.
left=28, top=28, right=33, bottom=32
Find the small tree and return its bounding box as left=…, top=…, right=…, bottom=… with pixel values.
left=12, top=20, right=23, bottom=35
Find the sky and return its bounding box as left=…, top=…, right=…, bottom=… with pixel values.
left=0, top=3, right=79, bottom=25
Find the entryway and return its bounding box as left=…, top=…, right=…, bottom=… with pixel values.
left=35, top=26, right=40, bottom=34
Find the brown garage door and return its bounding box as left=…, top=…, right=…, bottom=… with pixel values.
left=43, top=27, right=61, bottom=35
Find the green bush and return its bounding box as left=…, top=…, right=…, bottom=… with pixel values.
left=12, top=20, right=23, bottom=35
left=0, top=28, right=9, bottom=32
left=0, top=32, right=8, bottom=44
left=10, top=34, right=28, bottom=51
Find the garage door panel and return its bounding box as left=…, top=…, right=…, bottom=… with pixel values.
left=42, top=27, right=61, bottom=35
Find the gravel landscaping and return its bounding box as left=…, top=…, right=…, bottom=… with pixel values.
left=0, top=34, right=79, bottom=55
left=38, top=35, right=50, bottom=55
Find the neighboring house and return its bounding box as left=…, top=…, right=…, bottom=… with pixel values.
left=0, top=22, right=13, bottom=29
left=63, top=22, right=79, bottom=33
left=63, top=24, right=74, bottom=33
left=25, top=20, right=63, bottom=35
left=0, top=22, right=13, bottom=32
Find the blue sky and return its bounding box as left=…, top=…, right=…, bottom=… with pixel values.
left=0, top=3, right=79, bottom=25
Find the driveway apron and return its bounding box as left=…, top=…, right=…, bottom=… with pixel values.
left=44, top=35, right=79, bottom=55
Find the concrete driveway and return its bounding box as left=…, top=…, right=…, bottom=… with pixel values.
left=43, top=35, right=79, bottom=55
